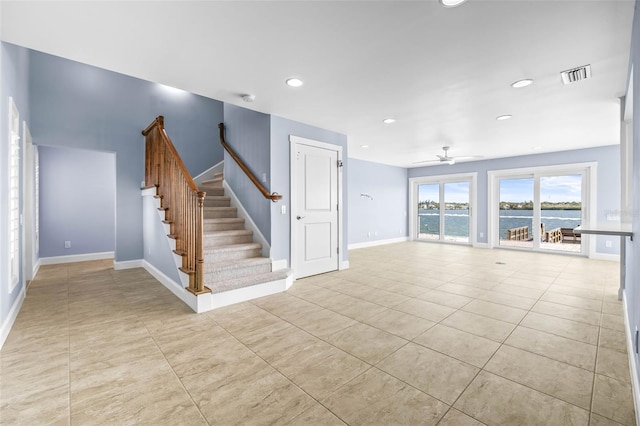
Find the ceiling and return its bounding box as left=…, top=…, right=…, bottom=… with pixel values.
left=0, top=1, right=634, bottom=167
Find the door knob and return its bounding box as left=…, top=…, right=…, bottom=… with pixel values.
left=296, top=215, right=305, bottom=220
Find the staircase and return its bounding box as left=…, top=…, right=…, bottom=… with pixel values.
left=196, top=173, right=288, bottom=293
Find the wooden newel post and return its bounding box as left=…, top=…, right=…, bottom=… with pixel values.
left=192, top=191, right=210, bottom=294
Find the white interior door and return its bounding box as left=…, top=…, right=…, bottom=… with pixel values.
left=293, top=143, right=339, bottom=278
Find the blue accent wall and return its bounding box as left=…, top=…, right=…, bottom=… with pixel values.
left=1, top=42, right=30, bottom=343
left=26, top=45, right=224, bottom=262
left=38, top=146, right=115, bottom=257
left=409, top=145, right=620, bottom=255
left=270, top=115, right=349, bottom=265
left=349, top=158, right=408, bottom=245
left=222, top=104, right=271, bottom=242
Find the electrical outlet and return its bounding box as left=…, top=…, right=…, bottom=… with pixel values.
left=605, top=240, right=612, bottom=248
left=367, top=232, right=371, bottom=237
left=64, top=241, right=71, bottom=249
left=261, top=172, right=267, bottom=183
left=480, top=232, right=484, bottom=238
left=374, top=231, right=378, bottom=236
left=281, top=205, right=286, bottom=215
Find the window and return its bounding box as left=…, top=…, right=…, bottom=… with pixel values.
left=8, top=97, right=20, bottom=289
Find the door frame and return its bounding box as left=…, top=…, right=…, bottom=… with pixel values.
left=21, top=121, right=35, bottom=283
left=289, top=135, right=344, bottom=279
left=409, top=172, right=478, bottom=246
left=487, top=162, right=596, bottom=256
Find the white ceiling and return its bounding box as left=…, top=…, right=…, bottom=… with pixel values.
left=0, top=1, right=634, bottom=167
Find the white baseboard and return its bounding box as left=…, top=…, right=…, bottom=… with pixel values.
left=272, top=259, right=288, bottom=271
left=623, top=293, right=640, bottom=422
left=32, top=258, right=41, bottom=280
left=113, top=259, right=144, bottom=270
left=0, top=285, right=26, bottom=350
left=473, top=242, right=490, bottom=249
left=590, top=252, right=621, bottom=262
left=340, top=260, right=350, bottom=270
left=39, top=251, right=114, bottom=266
left=143, top=260, right=197, bottom=312
left=206, top=277, right=288, bottom=312
left=348, top=237, right=409, bottom=250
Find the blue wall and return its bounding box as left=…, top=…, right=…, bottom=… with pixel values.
left=409, top=145, right=620, bottom=255
left=222, top=104, right=272, bottom=242
left=270, top=115, right=349, bottom=265
left=27, top=46, right=224, bottom=263
left=38, top=146, right=115, bottom=257
left=349, top=158, right=408, bottom=245
left=0, top=42, right=30, bottom=343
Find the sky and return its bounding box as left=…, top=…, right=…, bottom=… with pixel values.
left=418, top=182, right=470, bottom=204
left=500, top=175, right=582, bottom=203
left=419, top=175, right=582, bottom=206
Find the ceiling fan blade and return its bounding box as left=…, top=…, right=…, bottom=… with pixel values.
left=436, top=155, right=446, bottom=160
left=412, top=159, right=442, bottom=164
left=451, top=155, right=484, bottom=160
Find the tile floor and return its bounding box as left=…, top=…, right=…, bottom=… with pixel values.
left=0, top=242, right=636, bottom=425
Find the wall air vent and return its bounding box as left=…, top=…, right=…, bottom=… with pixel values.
left=560, top=64, right=592, bottom=85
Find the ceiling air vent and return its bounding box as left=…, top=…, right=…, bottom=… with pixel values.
left=560, top=64, right=592, bottom=85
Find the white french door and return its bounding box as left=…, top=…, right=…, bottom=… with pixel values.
left=489, top=163, right=594, bottom=255
left=410, top=173, right=477, bottom=245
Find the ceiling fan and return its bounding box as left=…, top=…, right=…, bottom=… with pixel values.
left=413, top=146, right=483, bottom=165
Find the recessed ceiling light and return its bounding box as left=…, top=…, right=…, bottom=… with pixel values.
left=439, top=0, right=468, bottom=7
left=286, top=78, right=304, bottom=87
left=511, top=79, right=533, bottom=88
left=360, top=145, right=369, bottom=149
left=242, top=94, right=255, bottom=102
left=382, top=118, right=396, bottom=124
left=496, top=115, right=513, bottom=121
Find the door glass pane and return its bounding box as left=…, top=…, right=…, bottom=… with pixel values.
left=499, top=178, right=534, bottom=248
left=540, top=175, right=582, bottom=253
left=444, top=182, right=470, bottom=243
left=418, top=184, right=440, bottom=240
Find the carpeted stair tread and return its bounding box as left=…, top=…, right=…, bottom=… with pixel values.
left=203, top=242, right=262, bottom=254
left=207, top=270, right=289, bottom=294
left=205, top=256, right=271, bottom=272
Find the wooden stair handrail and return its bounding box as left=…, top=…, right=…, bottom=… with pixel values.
left=142, top=116, right=210, bottom=296
left=218, top=123, right=282, bottom=202
left=142, top=116, right=199, bottom=193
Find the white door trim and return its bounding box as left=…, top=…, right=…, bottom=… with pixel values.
left=408, top=172, right=478, bottom=246
left=289, top=135, right=343, bottom=279
left=21, top=121, right=34, bottom=283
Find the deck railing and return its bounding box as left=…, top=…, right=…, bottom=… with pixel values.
left=218, top=123, right=282, bottom=202
left=142, top=116, right=210, bottom=295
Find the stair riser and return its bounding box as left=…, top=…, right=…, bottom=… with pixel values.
left=204, top=263, right=272, bottom=281
left=201, top=180, right=223, bottom=189
left=204, top=234, right=253, bottom=247
left=203, top=222, right=245, bottom=232
left=204, top=208, right=237, bottom=219
left=203, top=198, right=231, bottom=207
left=201, top=188, right=224, bottom=196
left=204, top=248, right=262, bottom=262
